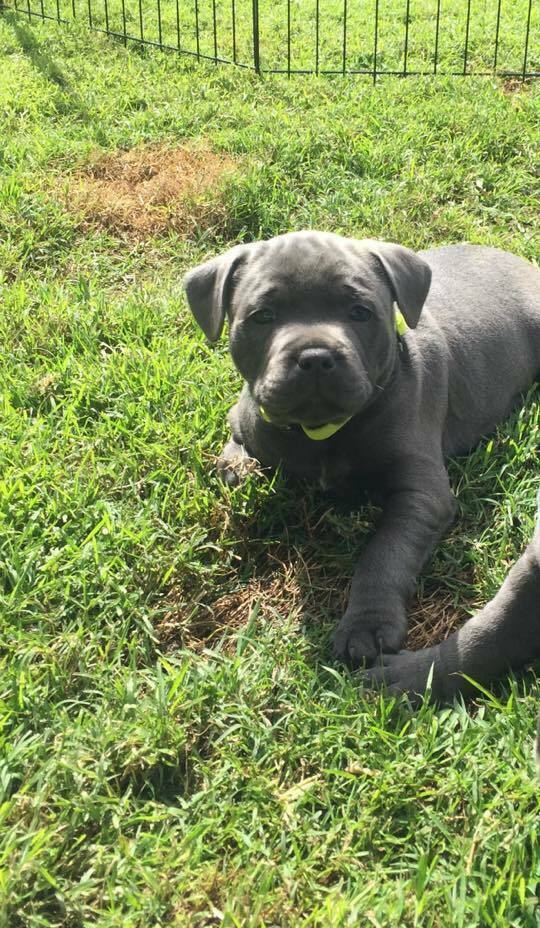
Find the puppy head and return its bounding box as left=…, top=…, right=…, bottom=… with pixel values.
left=183, top=231, right=431, bottom=428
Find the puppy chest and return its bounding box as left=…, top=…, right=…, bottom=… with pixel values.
left=318, top=453, right=356, bottom=489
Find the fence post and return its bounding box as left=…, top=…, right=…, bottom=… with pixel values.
left=522, top=0, right=532, bottom=80
left=252, top=0, right=260, bottom=74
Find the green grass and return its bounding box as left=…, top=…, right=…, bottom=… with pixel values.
left=1, top=12, right=540, bottom=926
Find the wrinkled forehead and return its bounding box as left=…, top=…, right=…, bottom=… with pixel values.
left=236, top=234, right=380, bottom=306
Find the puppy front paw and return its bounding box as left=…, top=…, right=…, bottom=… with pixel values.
left=216, top=440, right=258, bottom=487
left=363, top=648, right=445, bottom=704
left=332, top=608, right=407, bottom=666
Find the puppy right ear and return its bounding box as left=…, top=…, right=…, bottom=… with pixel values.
left=183, top=244, right=251, bottom=342
left=368, top=241, right=431, bottom=330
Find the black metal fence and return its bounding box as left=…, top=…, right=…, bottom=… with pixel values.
left=3, top=0, right=539, bottom=78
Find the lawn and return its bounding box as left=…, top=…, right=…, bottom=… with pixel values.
left=1, top=10, right=540, bottom=927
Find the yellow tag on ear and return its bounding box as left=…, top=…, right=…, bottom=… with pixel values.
left=259, top=406, right=271, bottom=423
left=395, top=308, right=408, bottom=337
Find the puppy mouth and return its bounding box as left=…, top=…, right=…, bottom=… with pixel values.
left=295, top=409, right=351, bottom=429
left=297, top=415, right=353, bottom=441
left=255, top=385, right=372, bottom=430
left=259, top=403, right=353, bottom=440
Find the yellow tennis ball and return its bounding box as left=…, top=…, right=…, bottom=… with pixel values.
left=301, top=419, right=351, bottom=440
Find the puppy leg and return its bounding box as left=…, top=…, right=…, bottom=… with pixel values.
left=365, top=518, right=540, bottom=703
left=216, top=439, right=258, bottom=486
left=333, top=469, right=456, bottom=665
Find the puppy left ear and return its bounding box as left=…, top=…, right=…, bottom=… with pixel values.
left=369, top=242, right=431, bottom=329
left=183, top=244, right=252, bottom=342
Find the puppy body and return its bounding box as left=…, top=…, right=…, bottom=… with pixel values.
left=184, top=232, right=540, bottom=665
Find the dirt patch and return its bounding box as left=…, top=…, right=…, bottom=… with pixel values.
left=155, top=551, right=335, bottom=654
left=501, top=76, right=529, bottom=95
left=64, top=143, right=238, bottom=238
left=156, top=551, right=474, bottom=655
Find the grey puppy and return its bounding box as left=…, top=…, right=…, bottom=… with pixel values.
left=183, top=231, right=540, bottom=667
left=365, top=493, right=540, bottom=702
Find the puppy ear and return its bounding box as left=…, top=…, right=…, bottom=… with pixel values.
left=183, top=244, right=251, bottom=342
left=369, top=242, right=431, bottom=329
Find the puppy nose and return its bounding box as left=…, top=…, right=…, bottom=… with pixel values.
left=296, top=347, right=336, bottom=372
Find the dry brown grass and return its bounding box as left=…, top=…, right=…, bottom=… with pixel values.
left=63, top=143, right=238, bottom=238
left=406, top=588, right=472, bottom=650
left=156, top=549, right=475, bottom=656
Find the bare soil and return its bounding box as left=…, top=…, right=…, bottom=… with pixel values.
left=65, top=143, right=238, bottom=238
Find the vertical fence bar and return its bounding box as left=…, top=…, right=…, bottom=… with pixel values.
left=40, top=0, right=45, bottom=20
left=463, top=0, right=471, bottom=75
left=342, top=0, right=347, bottom=74
left=104, top=0, right=110, bottom=34
left=56, top=0, right=61, bottom=22
left=71, top=0, right=76, bottom=17
left=315, top=0, right=320, bottom=74
left=156, top=0, right=163, bottom=49
left=252, top=0, right=260, bottom=72
left=403, top=0, right=410, bottom=75
left=195, top=0, right=200, bottom=59
left=373, top=0, right=379, bottom=81
left=493, top=0, right=502, bottom=72
left=433, top=0, right=441, bottom=72
left=287, top=0, right=291, bottom=75
left=176, top=0, right=181, bottom=50
left=231, top=0, right=237, bottom=62
left=212, top=0, right=217, bottom=62
left=522, top=0, right=532, bottom=79
left=138, top=0, right=144, bottom=41
left=26, top=0, right=31, bottom=23
left=87, top=0, right=93, bottom=29
left=121, top=0, right=127, bottom=44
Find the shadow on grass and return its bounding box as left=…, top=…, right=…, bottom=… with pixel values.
left=6, top=13, right=105, bottom=135
left=6, top=11, right=68, bottom=86
left=157, top=474, right=476, bottom=661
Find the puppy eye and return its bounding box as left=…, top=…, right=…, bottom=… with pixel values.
left=250, top=308, right=276, bottom=324
left=349, top=305, right=372, bottom=322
